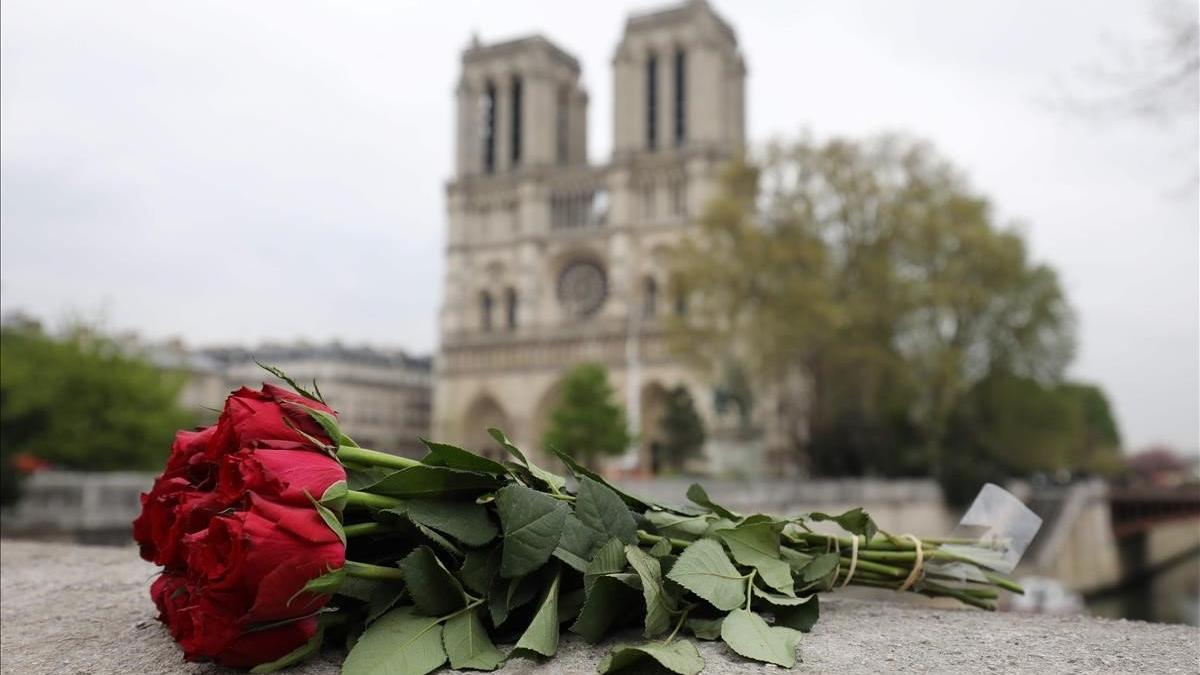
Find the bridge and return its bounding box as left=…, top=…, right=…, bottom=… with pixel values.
left=1016, top=479, right=1200, bottom=593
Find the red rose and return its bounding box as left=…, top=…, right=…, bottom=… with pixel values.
left=210, top=385, right=337, bottom=458
left=133, top=476, right=227, bottom=568
left=151, top=574, right=318, bottom=668
left=185, top=495, right=345, bottom=625
left=217, top=442, right=346, bottom=507
left=164, top=425, right=218, bottom=487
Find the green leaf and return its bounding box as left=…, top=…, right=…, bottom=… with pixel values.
left=515, top=568, right=561, bottom=657
left=774, top=594, right=820, bottom=633
left=570, top=575, right=639, bottom=643
left=459, top=546, right=501, bottom=596
left=342, top=606, right=447, bottom=675
left=292, top=567, right=345, bottom=605
left=420, top=438, right=512, bottom=475
left=584, top=537, right=628, bottom=595
left=648, top=538, right=673, bottom=557
left=666, top=538, right=747, bottom=611
left=752, top=585, right=812, bottom=606
left=369, top=465, right=500, bottom=498
left=495, top=484, right=569, bottom=578
left=256, top=362, right=320, bottom=401
left=644, top=511, right=712, bottom=539
left=553, top=514, right=599, bottom=572
left=319, top=480, right=349, bottom=512
left=800, top=552, right=841, bottom=583
left=558, top=588, right=586, bottom=625
left=405, top=499, right=498, bottom=547
left=344, top=464, right=392, bottom=491
left=443, top=609, right=505, bottom=671
left=575, top=477, right=638, bottom=548
left=685, top=483, right=739, bottom=520
left=487, top=575, right=539, bottom=627
left=551, top=446, right=656, bottom=510
left=810, top=507, right=877, bottom=542
left=719, top=608, right=802, bottom=668
left=623, top=545, right=675, bottom=637
left=399, top=546, right=467, bottom=616
left=687, top=616, right=724, bottom=640
left=415, top=523, right=464, bottom=558
left=488, top=428, right=566, bottom=492
left=715, top=523, right=794, bottom=596
left=306, top=491, right=346, bottom=547
left=367, top=585, right=406, bottom=625
left=597, top=640, right=705, bottom=675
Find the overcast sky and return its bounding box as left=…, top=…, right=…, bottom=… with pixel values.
left=1, top=0, right=1196, bottom=453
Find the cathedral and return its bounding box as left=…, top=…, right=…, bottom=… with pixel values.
left=434, top=0, right=752, bottom=474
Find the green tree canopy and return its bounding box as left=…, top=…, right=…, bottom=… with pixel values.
left=656, top=386, right=706, bottom=472
left=669, top=134, right=1098, bottom=485
left=1, top=324, right=195, bottom=496
left=542, top=363, right=631, bottom=460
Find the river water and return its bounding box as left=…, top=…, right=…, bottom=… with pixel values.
left=1087, top=551, right=1200, bottom=626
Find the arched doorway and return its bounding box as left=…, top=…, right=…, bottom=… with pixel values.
left=640, top=382, right=670, bottom=474
left=462, top=394, right=511, bottom=462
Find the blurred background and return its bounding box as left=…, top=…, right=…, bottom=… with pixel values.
left=1, top=0, right=1197, bottom=626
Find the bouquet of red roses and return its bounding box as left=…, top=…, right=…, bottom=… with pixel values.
left=135, top=376, right=1035, bottom=674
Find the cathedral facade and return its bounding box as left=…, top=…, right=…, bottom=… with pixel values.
left=434, top=1, right=748, bottom=473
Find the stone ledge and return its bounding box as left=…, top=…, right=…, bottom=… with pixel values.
left=1, top=541, right=1196, bottom=675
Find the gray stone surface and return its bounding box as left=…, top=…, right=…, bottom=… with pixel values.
left=2, top=540, right=1197, bottom=674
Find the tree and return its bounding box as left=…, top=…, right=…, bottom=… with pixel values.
left=542, top=363, right=631, bottom=460
left=656, top=386, right=706, bottom=472
left=668, top=134, right=1079, bottom=480
left=0, top=323, right=195, bottom=502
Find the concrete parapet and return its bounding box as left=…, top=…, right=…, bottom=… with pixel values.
left=1, top=540, right=1197, bottom=674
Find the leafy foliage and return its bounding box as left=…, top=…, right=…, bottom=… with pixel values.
left=665, top=135, right=1116, bottom=486
left=0, top=324, right=194, bottom=501
left=655, top=386, right=707, bottom=472
left=542, top=363, right=631, bottom=459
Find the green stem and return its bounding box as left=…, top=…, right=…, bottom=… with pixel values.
left=985, top=573, right=1025, bottom=595
left=343, top=522, right=389, bottom=538
left=345, top=490, right=404, bottom=510
left=637, top=530, right=692, bottom=551
left=744, top=570, right=756, bottom=610
left=344, top=560, right=405, bottom=582
left=336, top=445, right=420, bottom=471
left=664, top=605, right=693, bottom=644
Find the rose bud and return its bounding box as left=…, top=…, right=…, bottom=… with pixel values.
left=209, top=384, right=338, bottom=459
left=184, top=495, right=345, bottom=626
left=163, top=425, right=218, bottom=487
left=133, top=476, right=227, bottom=568
left=152, top=575, right=319, bottom=669
left=217, top=441, right=347, bottom=508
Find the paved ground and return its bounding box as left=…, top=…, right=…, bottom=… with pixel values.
left=2, top=540, right=1197, bottom=674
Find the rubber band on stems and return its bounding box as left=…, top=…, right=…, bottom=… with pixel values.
left=896, top=534, right=924, bottom=592
left=840, top=534, right=860, bottom=588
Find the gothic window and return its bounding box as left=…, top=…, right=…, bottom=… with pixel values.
left=511, top=75, right=523, bottom=167
left=557, top=260, right=607, bottom=318
left=674, top=285, right=688, bottom=316
left=504, top=287, right=518, bottom=330
left=646, top=53, right=658, bottom=151
left=480, top=291, right=494, bottom=331
left=643, top=276, right=658, bottom=318
left=673, top=48, right=686, bottom=146
left=556, top=86, right=569, bottom=165
left=482, top=81, right=497, bottom=174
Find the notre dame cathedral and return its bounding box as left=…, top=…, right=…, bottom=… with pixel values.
left=434, top=0, right=760, bottom=474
